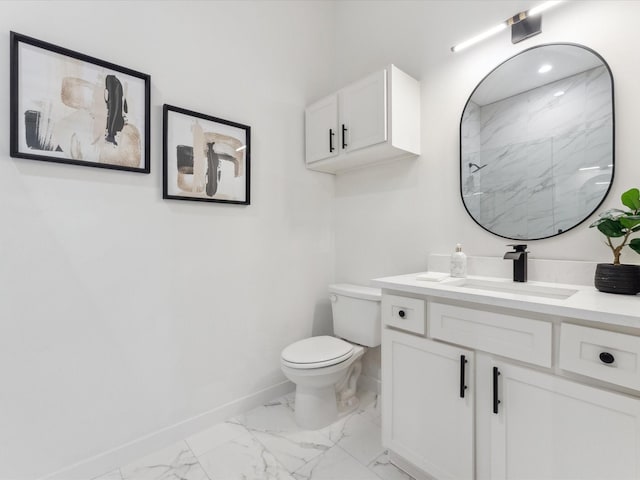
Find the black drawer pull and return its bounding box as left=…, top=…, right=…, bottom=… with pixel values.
left=460, top=355, right=468, bottom=398
left=329, top=129, right=335, bottom=152
left=342, top=124, right=348, bottom=148
left=493, top=367, right=501, bottom=414
left=398, top=310, right=406, bottom=318
left=599, top=352, right=615, bottom=364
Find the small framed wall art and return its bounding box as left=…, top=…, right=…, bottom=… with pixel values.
left=163, top=104, right=251, bottom=205
left=10, top=31, right=150, bottom=173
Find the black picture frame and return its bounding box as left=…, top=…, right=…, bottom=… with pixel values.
left=10, top=31, right=151, bottom=173
left=163, top=104, right=251, bottom=205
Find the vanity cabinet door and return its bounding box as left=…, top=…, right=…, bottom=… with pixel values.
left=304, top=94, right=338, bottom=164
left=382, top=328, right=474, bottom=480
left=483, top=357, right=640, bottom=480
left=338, top=69, right=387, bottom=153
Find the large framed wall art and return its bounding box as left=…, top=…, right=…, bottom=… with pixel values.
left=163, top=104, right=251, bottom=205
left=10, top=32, right=150, bottom=173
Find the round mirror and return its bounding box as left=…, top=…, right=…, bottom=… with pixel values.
left=460, top=43, right=614, bottom=240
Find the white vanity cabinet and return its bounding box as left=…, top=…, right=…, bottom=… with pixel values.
left=304, top=65, right=420, bottom=174
left=476, top=354, right=640, bottom=480
left=382, top=328, right=474, bottom=480
left=376, top=278, right=640, bottom=480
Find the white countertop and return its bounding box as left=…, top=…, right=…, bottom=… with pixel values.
left=372, top=273, right=640, bottom=330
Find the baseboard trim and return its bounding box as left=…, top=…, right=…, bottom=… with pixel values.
left=40, top=381, right=295, bottom=480
left=388, top=450, right=433, bottom=480
left=359, top=374, right=381, bottom=394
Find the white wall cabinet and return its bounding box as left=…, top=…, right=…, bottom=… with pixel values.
left=382, top=328, right=474, bottom=480
left=338, top=70, right=387, bottom=153
left=304, top=95, right=339, bottom=164
left=381, top=294, right=640, bottom=480
left=304, top=65, right=420, bottom=174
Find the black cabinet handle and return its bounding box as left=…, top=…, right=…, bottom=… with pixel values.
left=329, top=129, right=335, bottom=152
left=398, top=310, right=406, bottom=318
left=493, top=366, right=501, bottom=414
left=599, top=352, right=615, bottom=364
left=460, top=355, right=468, bottom=398
left=342, top=124, right=348, bottom=148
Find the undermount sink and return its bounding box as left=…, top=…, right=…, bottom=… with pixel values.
left=445, top=278, right=578, bottom=300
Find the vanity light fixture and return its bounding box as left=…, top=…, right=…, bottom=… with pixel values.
left=451, top=1, right=562, bottom=53
left=538, top=64, right=553, bottom=73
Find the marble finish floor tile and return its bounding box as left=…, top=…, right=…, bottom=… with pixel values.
left=235, top=394, right=333, bottom=472
left=186, top=419, right=249, bottom=457
left=198, top=432, right=294, bottom=480
left=106, top=390, right=413, bottom=480
left=321, top=409, right=385, bottom=465
left=251, top=427, right=333, bottom=473
left=292, top=445, right=380, bottom=480
left=233, top=397, right=301, bottom=433
left=120, top=441, right=208, bottom=480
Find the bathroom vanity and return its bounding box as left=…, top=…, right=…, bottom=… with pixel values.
left=372, top=273, right=640, bottom=480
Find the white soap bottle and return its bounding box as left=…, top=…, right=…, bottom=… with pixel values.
left=450, top=243, right=467, bottom=278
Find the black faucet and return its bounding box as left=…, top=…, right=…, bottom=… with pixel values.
left=504, top=244, right=528, bottom=282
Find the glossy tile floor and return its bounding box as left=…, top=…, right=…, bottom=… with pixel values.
left=93, top=390, right=414, bottom=480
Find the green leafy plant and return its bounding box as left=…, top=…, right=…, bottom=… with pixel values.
left=590, top=188, right=640, bottom=265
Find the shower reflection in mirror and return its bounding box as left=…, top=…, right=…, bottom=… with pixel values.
left=460, top=43, right=614, bottom=240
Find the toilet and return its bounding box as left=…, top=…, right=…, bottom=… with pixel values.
left=280, top=283, right=381, bottom=429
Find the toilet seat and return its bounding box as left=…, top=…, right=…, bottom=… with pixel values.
left=281, top=336, right=354, bottom=369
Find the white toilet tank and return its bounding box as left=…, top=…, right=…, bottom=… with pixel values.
left=329, top=284, right=382, bottom=347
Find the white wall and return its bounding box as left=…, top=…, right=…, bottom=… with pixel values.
left=334, top=1, right=640, bottom=285
left=332, top=1, right=640, bottom=382
left=0, top=2, right=335, bottom=478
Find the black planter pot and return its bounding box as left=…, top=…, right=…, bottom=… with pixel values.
left=594, top=263, right=640, bottom=295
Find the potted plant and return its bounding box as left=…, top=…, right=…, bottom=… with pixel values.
left=589, top=187, right=640, bottom=294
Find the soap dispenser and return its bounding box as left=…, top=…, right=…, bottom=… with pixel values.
left=450, top=243, right=467, bottom=278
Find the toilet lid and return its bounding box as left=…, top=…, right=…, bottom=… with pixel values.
left=281, top=336, right=354, bottom=369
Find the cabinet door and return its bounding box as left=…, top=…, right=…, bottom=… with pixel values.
left=305, top=94, right=338, bottom=164
left=485, top=358, right=640, bottom=480
left=382, top=328, right=474, bottom=480
left=339, top=70, right=387, bottom=153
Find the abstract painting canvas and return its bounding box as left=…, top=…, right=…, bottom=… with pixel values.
left=10, top=32, right=150, bottom=173
left=163, top=105, right=250, bottom=204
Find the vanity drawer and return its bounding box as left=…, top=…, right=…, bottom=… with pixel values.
left=428, top=302, right=552, bottom=367
left=560, top=323, right=640, bottom=391
left=382, top=294, right=425, bottom=335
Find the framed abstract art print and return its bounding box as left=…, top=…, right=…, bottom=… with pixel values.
left=163, top=104, right=251, bottom=205
left=10, top=32, right=150, bottom=173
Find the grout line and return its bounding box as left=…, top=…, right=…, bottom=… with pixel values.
left=183, top=439, right=213, bottom=480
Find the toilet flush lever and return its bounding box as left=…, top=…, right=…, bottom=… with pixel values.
left=329, top=294, right=338, bottom=303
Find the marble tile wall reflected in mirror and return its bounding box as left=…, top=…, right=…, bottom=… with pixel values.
left=460, top=44, right=614, bottom=240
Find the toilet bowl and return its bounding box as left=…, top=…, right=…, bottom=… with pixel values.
left=281, top=336, right=365, bottom=429
left=280, top=284, right=381, bottom=430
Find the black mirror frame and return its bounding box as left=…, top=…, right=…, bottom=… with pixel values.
left=459, top=42, right=615, bottom=241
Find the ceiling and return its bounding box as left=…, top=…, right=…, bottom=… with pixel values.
left=332, top=1, right=582, bottom=86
